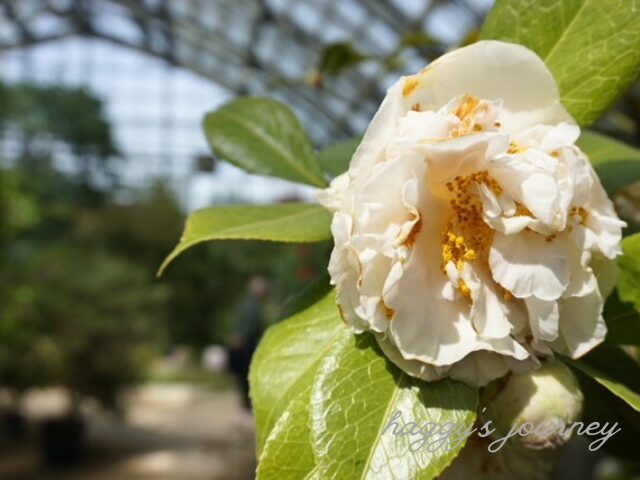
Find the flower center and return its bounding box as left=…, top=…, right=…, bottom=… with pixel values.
left=451, top=95, right=491, bottom=137
left=441, top=171, right=500, bottom=297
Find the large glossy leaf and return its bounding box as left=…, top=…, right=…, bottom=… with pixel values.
left=158, top=204, right=331, bottom=274
left=249, top=291, right=345, bottom=452
left=481, top=0, right=640, bottom=126
left=257, top=387, right=319, bottom=480
left=311, top=331, right=478, bottom=480
left=317, top=137, right=361, bottom=177
left=578, top=131, right=640, bottom=194
left=203, top=97, right=327, bottom=187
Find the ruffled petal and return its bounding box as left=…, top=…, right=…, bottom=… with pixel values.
left=554, top=285, right=606, bottom=358
left=375, top=333, right=443, bottom=382
left=569, top=171, right=626, bottom=259
left=463, top=264, right=515, bottom=339
left=490, top=231, right=570, bottom=301
left=524, top=297, right=559, bottom=342
left=489, top=152, right=560, bottom=227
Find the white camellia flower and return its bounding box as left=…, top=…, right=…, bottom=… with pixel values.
left=318, top=40, right=626, bottom=387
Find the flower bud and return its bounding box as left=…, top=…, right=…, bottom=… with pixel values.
left=481, top=360, right=584, bottom=451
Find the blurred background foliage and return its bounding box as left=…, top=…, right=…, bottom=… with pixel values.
left=0, top=80, right=330, bottom=414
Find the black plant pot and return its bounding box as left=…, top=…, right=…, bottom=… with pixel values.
left=1, top=411, right=27, bottom=441
left=38, top=416, right=85, bottom=469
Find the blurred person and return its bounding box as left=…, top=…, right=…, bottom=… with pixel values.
left=227, top=275, right=269, bottom=410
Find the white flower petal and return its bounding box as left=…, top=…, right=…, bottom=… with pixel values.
left=490, top=231, right=570, bottom=300
left=375, top=333, right=444, bottom=382
left=388, top=244, right=530, bottom=366
left=490, top=152, right=560, bottom=226
left=446, top=351, right=511, bottom=387
left=463, top=265, right=514, bottom=339
left=525, top=297, right=559, bottom=342
left=569, top=172, right=626, bottom=259
left=348, top=80, right=406, bottom=175
left=401, top=40, right=572, bottom=134
left=516, top=123, right=580, bottom=152
left=590, top=252, right=619, bottom=299
left=554, top=286, right=606, bottom=358
left=317, top=172, right=350, bottom=212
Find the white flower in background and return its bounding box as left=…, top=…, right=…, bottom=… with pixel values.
left=318, top=40, right=626, bottom=387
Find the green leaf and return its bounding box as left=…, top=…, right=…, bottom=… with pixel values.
left=602, top=234, right=640, bottom=346
left=619, top=233, right=640, bottom=312
left=603, top=290, right=640, bottom=346
left=319, top=43, right=369, bottom=76
left=158, top=204, right=331, bottom=275
left=401, top=32, right=440, bottom=49
left=249, top=291, right=346, bottom=453
left=577, top=131, right=640, bottom=194
left=311, top=332, right=478, bottom=480
left=203, top=97, right=327, bottom=187
left=563, top=353, right=640, bottom=412
left=317, top=137, right=361, bottom=178
left=257, top=387, right=319, bottom=480
left=481, top=0, right=640, bottom=126
left=278, top=272, right=332, bottom=320
left=572, top=363, right=640, bottom=460
left=581, top=345, right=640, bottom=392
left=578, top=131, right=640, bottom=165
left=565, top=346, right=640, bottom=459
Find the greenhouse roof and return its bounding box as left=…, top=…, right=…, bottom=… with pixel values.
left=0, top=0, right=490, bottom=144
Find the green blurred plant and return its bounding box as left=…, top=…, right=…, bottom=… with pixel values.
left=0, top=244, right=166, bottom=409
left=0, top=82, right=160, bottom=411
left=0, top=81, right=331, bottom=413
left=0, top=82, right=117, bottom=177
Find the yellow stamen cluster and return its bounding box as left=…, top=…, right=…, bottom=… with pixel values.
left=515, top=202, right=533, bottom=217
left=458, top=279, right=471, bottom=297
left=446, top=171, right=503, bottom=202
left=570, top=206, right=589, bottom=226
left=442, top=171, right=501, bottom=297
left=507, top=141, right=528, bottom=154
left=441, top=230, right=479, bottom=270
left=454, top=95, right=480, bottom=120
left=451, top=95, right=489, bottom=137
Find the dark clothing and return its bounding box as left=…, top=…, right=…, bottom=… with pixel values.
left=228, top=295, right=264, bottom=410
left=235, top=295, right=264, bottom=342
